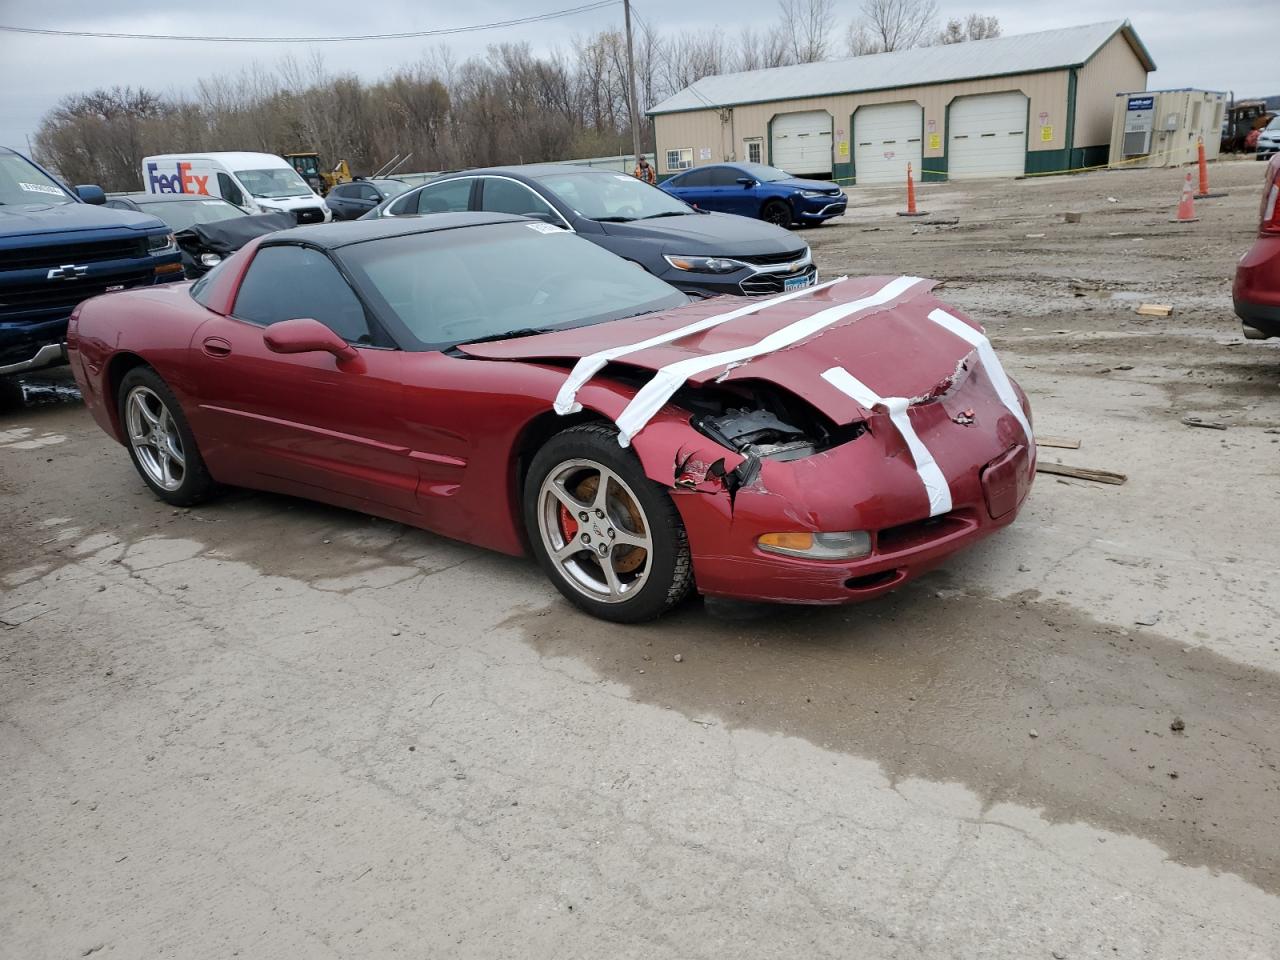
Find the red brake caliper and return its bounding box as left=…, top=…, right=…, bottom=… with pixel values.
left=558, top=504, right=579, bottom=544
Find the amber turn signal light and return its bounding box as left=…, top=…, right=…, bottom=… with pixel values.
left=757, top=531, right=872, bottom=560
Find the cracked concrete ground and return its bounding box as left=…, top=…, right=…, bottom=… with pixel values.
left=2, top=160, right=1279, bottom=959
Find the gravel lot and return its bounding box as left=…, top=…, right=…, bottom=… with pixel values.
left=2, top=159, right=1278, bottom=959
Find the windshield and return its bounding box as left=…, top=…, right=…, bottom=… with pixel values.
left=139, top=198, right=245, bottom=232
left=235, top=167, right=313, bottom=199
left=373, top=180, right=411, bottom=199
left=533, top=170, right=691, bottom=221
left=1269, top=117, right=1280, bottom=131
left=339, top=221, right=688, bottom=350
left=739, top=163, right=794, bottom=182
left=0, top=153, right=75, bottom=206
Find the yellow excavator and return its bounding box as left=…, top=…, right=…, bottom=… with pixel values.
left=285, top=153, right=352, bottom=196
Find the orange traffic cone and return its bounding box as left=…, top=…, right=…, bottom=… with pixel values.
left=896, top=162, right=927, bottom=217
left=1194, top=138, right=1227, bottom=199
left=1170, top=172, right=1199, bottom=224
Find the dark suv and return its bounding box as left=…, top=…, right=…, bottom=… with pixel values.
left=1, top=147, right=182, bottom=376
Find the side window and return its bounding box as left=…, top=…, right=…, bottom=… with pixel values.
left=478, top=179, right=556, bottom=219
left=415, top=179, right=472, bottom=215
left=388, top=189, right=419, bottom=216
left=330, top=184, right=353, bottom=198
left=233, top=245, right=373, bottom=344
left=676, top=167, right=711, bottom=188
left=217, top=172, right=245, bottom=207
left=358, top=183, right=380, bottom=201
left=706, top=167, right=743, bottom=187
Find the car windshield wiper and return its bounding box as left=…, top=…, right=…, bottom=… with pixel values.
left=456, top=327, right=555, bottom=346
left=639, top=211, right=689, bottom=219
left=593, top=215, right=637, bottom=222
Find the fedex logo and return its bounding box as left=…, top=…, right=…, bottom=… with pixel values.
left=147, top=161, right=210, bottom=196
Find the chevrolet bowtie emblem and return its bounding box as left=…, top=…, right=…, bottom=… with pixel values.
left=47, top=264, right=88, bottom=281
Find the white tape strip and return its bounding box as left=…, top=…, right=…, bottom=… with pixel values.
left=925, top=308, right=1032, bottom=443
left=821, top=366, right=953, bottom=518
left=552, top=276, right=849, bottom=415
left=613, top=275, right=928, bottom=446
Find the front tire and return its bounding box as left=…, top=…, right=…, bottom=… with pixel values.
left=762, top=200, right=792, bottom=227
left=524, top=422, right=692, bottom=623
left=117, top=366, right=216, bottom=507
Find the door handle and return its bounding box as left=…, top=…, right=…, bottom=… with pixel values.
left=202, top=336, right=232, bottom=358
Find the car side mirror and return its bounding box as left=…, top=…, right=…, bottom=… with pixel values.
left=76, top=184, right=106, bottom=205
left=263, top=318, right=358, bottom=363
left=737, top=177, right=756, bottom=187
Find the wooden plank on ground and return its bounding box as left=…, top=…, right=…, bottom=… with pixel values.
left=1036, top=462, right=1127, bottom=485
left=1035, top=435, right=1081, bottom=449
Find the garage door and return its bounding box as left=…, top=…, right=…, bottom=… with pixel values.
left=947, top=92, right=1028, bottom=179
left=771, top=111, right=832, bottom=178
left=853, top=102, right=923, bottom=185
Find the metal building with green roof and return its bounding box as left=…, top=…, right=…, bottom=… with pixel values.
left=647, top=20, right=1156, bottom=184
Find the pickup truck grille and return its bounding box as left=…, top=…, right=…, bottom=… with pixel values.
left=0, top=269, right=152, bottom=314
left=0, top=237, right=148, bottom=271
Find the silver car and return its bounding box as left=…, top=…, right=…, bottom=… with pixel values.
left=1257, top=116, right=1280, bottom=160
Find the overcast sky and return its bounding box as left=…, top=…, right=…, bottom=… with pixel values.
left=0, top=0, right=1269, bottom=152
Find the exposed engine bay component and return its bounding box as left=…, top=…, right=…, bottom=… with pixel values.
left=680, top=381, right=865, bottom=462
left=697, top=407, right=815, bottom=461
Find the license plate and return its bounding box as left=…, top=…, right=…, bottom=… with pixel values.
left=784, top=274, right=814, bottom=291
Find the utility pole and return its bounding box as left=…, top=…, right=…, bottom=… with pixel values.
left=622, top=0, right=643, bottom=167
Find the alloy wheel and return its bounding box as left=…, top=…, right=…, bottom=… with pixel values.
left=537, top=458, right=653, bottom=604
left=125, top=385, right=186, bottom=491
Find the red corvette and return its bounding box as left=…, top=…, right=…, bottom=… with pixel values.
left=68, top=213, right=1034, bottom=621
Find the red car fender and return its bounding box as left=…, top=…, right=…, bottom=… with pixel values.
left=69, top=282, right=213, bottom=445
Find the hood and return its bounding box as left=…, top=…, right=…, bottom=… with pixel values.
left=0, top=201, right=167, bottom=239
left=598, top=211, right=802, bottom=255
left=460, top=275, right=985, bottom=426
left=256, top=194, right=322, bottom=208
left=179, top=211, right=295, bottom=255
left=774, top=177, right=843, bottom=194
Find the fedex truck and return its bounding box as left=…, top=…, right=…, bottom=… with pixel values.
left=141, top=152, right=331, bottom=224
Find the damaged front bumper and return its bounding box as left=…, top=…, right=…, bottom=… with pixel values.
left=655, top=389, right=1035, bottom=605
left=673, top=448, right=1033, bottom=604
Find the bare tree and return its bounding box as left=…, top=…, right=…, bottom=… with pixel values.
left=846, top=0, right=939, bottom=55
left=939, top=13, right=1001, bottom=44
left=736, top=24, right=795, bottom=71
left=663, top=29, right=730, bottom=93
left=31, top=11, right=861, bottom=189
left=778, top=0, right=835, bottom=63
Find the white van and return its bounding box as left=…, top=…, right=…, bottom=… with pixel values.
left=141, top=152, right=331, bottom=223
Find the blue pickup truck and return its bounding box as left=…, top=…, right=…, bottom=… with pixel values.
left=1, top=146, right=183, bottom=377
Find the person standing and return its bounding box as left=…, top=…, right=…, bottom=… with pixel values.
left=634, top=156, right=656, bottom=185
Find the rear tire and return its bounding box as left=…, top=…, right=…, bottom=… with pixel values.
left=117, top=366, right=216, bottom=507
left=524, top=422, right=692, bottom=623
left=762, top=200, right=792, bottom=228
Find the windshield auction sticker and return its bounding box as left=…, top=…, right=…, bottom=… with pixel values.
left=19, top=182, right=63, bottom=196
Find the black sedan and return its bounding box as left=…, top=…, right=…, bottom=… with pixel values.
left=360, top=165, right=816, bottom=297
left=105, top=193, right=293, bottom=277
left=325, top=178, right=411, bottom=220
